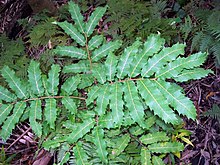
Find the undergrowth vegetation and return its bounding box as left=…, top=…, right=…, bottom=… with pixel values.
left=0, top=1, right=214, bottom=164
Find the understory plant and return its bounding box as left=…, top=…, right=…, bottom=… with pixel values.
left=0, top=1, right=213, bottom=164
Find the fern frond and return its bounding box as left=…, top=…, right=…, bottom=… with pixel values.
left=203, top=104, right=220, bottom=122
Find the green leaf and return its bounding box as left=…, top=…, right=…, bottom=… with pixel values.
left=124, top=81, right=146, bottom=128
left=148, top=142, right=184, bottom=153
left=105, top=52, right=118, bottom=81
left=117, top=40, right=142, bottom=79
left=44, top=99, right=57, bottom=129
left=140, top=132, right=169, bottom=145
left=109, top=83, right=124, bottom=126
left=141, top=148, right=152, bottom=165
left=61, top=75, right=81, bottom=95
left=99, top=113, right=116, bottom=129
left=29, top=100, right=42, bottom=137
left=58, top=152, right=70, bottom=165
left=85, top=6, right=107, bottom=36
left=63, top=60, right=90, bottom=73
left=92, top=127, right=108, bottom=164
left=111, top=134, right=130, bottom=157
left=78, top=74, right=94, bottom=89
left=61, top=97, right=77, bottom=115
left=153, top=80, right=196, bottom=119
left=88, top=35, right=104, bottom=50
left=67, top=119, right=95, bottom=143
left=47, top=64, right=61, bottom=95
left=91, top=40, right=122, bottom=62
left=56, top=21, right=85, bottom=46
left=92, top=64, right=106, bottom=84
left=43, top=137, right=67, bottom=150
left=94, top=84, right=109, bottom=116
left=173, top=68, right=213, bottom=82
left=68, top=1, right=85, bottom=33
left=0, top=86, right=16, bottom=102
left=0, top=104, right=13, bottom=125
left=0, top=102, right=26, bottom=141
left=152, top=156, right=165, bottom=165
left=73, top=141, right=90, bottom=165
left=1, top=66, right=28, bottom=99
left=138, top=80, right=179, bottom=124
left=86, top=85, right=102, bottom=105
left=141, top=43, right=185, bottom=77
left=156, top=52, right=208, bottom=79
left=28, top=60, right=44, bottom=96
left=129, top=34, right=165, bottom=78
left=54, top=46, right=87, bottom=59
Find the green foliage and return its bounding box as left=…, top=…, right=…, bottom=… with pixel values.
left=203, top=104, right=220, bottom=123
left=0, top=34, right=29, bottom=85
left=0, top=2, right=212, bottom=164
left=180, top=1, right=220, bottom=67
left=103, top=0, right=179, bottom=47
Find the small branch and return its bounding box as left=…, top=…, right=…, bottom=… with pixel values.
left=9, top=95, right=86, bottom=105
left=84, top=34, right=93, bottom=71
